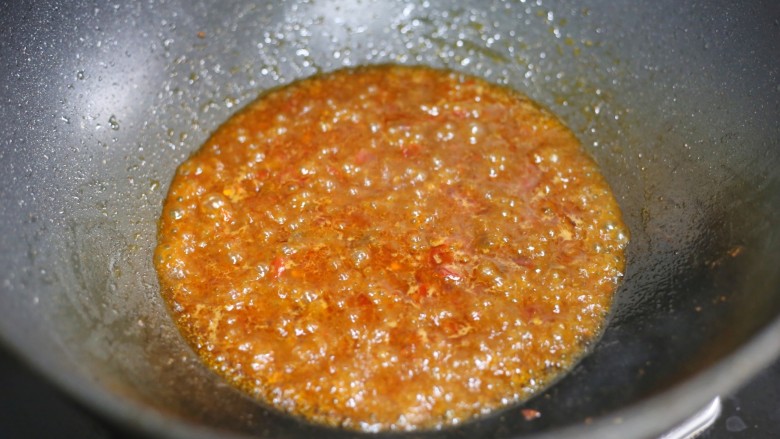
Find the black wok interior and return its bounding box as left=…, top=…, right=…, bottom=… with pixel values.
left=0, top=1, right=778, bottom=438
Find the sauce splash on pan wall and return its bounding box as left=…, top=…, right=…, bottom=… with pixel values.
left=155, top=65, right=628, bottom=431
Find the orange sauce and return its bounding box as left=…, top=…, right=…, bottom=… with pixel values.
left=155, top=65, right=628, bottom=431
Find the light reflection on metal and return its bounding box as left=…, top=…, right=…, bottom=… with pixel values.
left=658, top=397, right=722, bottom=439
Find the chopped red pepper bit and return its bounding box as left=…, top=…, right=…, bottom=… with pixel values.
left=437, top=265, right=463, bottom=282
left=522, top=408, right=541, bottom=421
left=271, top=256, right=286, bottom=278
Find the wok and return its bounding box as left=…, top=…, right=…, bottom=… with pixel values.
left=1, top=0, right=779, bottom=438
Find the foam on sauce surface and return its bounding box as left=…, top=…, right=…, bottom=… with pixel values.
left=155, top=65, right=628, bottom=431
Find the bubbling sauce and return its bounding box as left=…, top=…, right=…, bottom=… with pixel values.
left=155, top=65, right=628, bottom=431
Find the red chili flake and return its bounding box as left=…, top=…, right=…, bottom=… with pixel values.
left=271, top=256, right=286, bottom=278
left=437, top=265, right=463, bottom=282
left=356, top=293, right=372, bottom=307
left=512, top=256, right=534, bottom=268
left=522, top=408, right=541, bottom=421
left=354, top=148, right=375, bottom=165
left=253, top=169, right=270, bottom=180
left=418, top=283, right=430, bottom=298
left=401, top=143, right=421, bottom=158
left=325, top=165, right=343, bottom=178
left=453, top=107, right=469, bottom=118
left=728, top=245, right=745, bottom=258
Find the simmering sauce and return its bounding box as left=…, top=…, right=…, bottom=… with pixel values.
left=155, top=65, right=628, bottom=431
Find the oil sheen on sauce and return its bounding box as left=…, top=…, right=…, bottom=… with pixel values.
left=155, top=65, right=629, bottom=432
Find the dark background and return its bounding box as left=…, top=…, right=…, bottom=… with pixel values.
left=0, top=346, right=777, bottom=439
